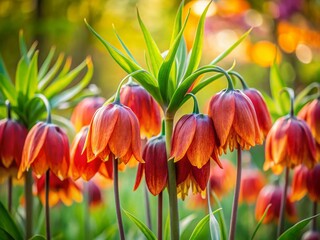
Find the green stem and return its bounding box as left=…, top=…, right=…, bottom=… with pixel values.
left=34, top=94, right=52, bottom=123
left=5, top=100, right=11, bottom=120
left=229, top=147, right=242, bottom=240
left=7, top=177, right=12, bottom=213
left=229, top=71, right=249, bottom=90
left=25, top=171, right=33, bottom=239
left=212, top=66, right=234, bottom=90
left=165, top=116, right=179, bottom=240
left=158, top=191, right=163, bottom=240
left=312, top=201, right=317, bottom=231
left=186, top=93, right=199, bottom=114
left=277, top=167, right=289, bottom=237
left=84, top=181, right=90, bottom=240
left=45, top=170, right=51, bottom=240
left=144, top=183, right=152, bottom=230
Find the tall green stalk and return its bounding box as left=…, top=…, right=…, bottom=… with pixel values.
left=165, top=116, right=179, bottom=240
left=25, top=171, right=33, bottom=239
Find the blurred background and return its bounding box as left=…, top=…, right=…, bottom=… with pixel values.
left=0, top=0, right=320, bottom=239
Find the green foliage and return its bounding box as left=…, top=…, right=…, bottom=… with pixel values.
left=0, top=202, right=23, bottom=240
left=251, top=204, right=271, bottom=240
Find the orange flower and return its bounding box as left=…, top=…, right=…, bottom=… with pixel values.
left=255, top=184, right=296, bottom=224
left=18, top=122, right=70, bottom=179
left=84, top=102, right=143, bottom=164
left=290, top=165, right=308, bottom=201
left=243, top=88, right=272, bottom=138
left=71, top=97, right=105, bottom=132
left=120, top=83, right=162, bottom=139
left=70, top=127, right=102, bottom=181
left=298, top=99, right=320, bottom=157
left=34, top=172, right=82, bottom=207
left=208, top=90, right=263, bottom=154
left=176, top=156, right=210, bottom=200
left=134, top=135, right=167, bottom=195
left=239, top=168, right=266, bottom=204
left=306, top=164, right=320, bottom=202
left=264, top=117, right=317, bottom=174
left=170, top=114, right=221, bottom=169
left=0, top=119, right=27, bottom=179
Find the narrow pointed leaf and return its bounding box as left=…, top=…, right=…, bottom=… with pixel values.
left=164, top=211, right=170, bottom=240
left=0, top=202, right=23, bottom=240
left=180, top=214, right=197, bottom=236
left=176, top=38, right=188, bottom=83
left=208, top=186, right=221, bottom=240
left=0, top=74, right=17, bottom=104
left=189, top=208, right=222, bottom=240
left=38, top=46, right=56, bottom=79
left=294, top=82, right=320, bottom=112
left=0, top=228, right=15, bottom=240
left=137, top=9, right=163, bottom=77
left=210, top=28, right=252, bottom=65
left=278, top=213, right=320, bottom=240
left=123, top=209, right=157, bottom=240
left=19, top=31, right=28, bottom=62
left=251, top=204, right=271, bottom=240
left=15, top=57, right=28, bottom=96
left=27, top=41, right=38, bottom=59
left=212, top=192, right=227, bottom=240
left=26, top=51, right=39, bottom=98
left=170, top=0, right=185, bottom=45
left=0, top=54, right=11, bottom=81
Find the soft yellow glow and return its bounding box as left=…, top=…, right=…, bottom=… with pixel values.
left=296, top=44, right=313, bottom=64
left=185, top=1, right=217, bottom=17
left=250, top=41, right=281, bottom=67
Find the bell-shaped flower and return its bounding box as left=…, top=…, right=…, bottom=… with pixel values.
left=255, top=184, right=296, bottom=224
left=134, top=135, right=168, bottom=196
left=170, top=113, right=221, bottom=169
left=264, top=117, right=317, bottom=174
left=18, top=122, right=70, bottom=179
left=306, top=164, right=320, bottom=202
left=71, top=97, right=105, bottom=132
left=290, top=165, right=309, bottom=201
left=120, top=82, right=162, bottom=139
left=70, top=127, right=102, bottom=181
left=208, top=89, right=263, bottom=154
left=87, top=180, right=103, bottom=207
left=84, top=102, right=143, bottom=164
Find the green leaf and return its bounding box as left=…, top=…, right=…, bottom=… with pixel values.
left=180, top=214, right=197, bottom=236
left=15, top=57, right=29, bottom=96
left=176, top=38, right=188, bottom=83
left=210, top=28, right=252, bottom=65
left=260, top=90, right=281, bottom=120
left=137, top=9, right=163, bottom=78
left=170, top=0, right=185, bottom=45
left=251, top=204, right=271, bottom=240
left=157, top=10, right=190, bottom=104
left=183, top=1, right=211, bottom=79
left=189, top=208, right=222, bottom=240
left=19, top=30, right=28, bottom=62
left=278, top=213, right=320, bottom=240
left=26, top=51, right=39, bottom=99
left=0, top=54, right=11, bottom=81
left=0, top=74, right=17, bottom=104
left=27, top=41, right=38, bottom=59
left=0, top=228, right=15, bottom=240
left=294, top=82, right=320, bottom=113
left=212, top=192, right=227, bottom=240
left=29, top=235, right=46, bottom=240
left=38, top=46, right=56, bottom=79
left=164, top=211, right=170, bottom=240
left=208, top=188, right=221, bottom=240
left=0, top=202, right=23, bottom=240
left=123, top=209, right=157, bottom=240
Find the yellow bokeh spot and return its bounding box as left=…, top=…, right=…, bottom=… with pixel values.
left=250, top=41, right=281, bottom=67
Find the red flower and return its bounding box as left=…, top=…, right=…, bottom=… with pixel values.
left=71, top=97, right=105, bottom=132
left=70, top=127, right=102, bottom=181
left=306, top=164, right=320, bottom=202
left=290, top=165, right=308, bottom=201
left=120, top=83, right=162, bottom=139
left=18, top=122, right=70, bottom=179
left=0, top=119, right=27, bottom=179
left=34, top=172, right=82, bottom=207
left=255, top=184, right=296, bottom=224
left=134, top=135, right=168, bottom=196
left=88, top=180, right=103, bottom=207
left=243, top=88, right=272, bottom=138
left=264, top=117, right=317, bottom=174
left=208, top=89, right=263, bottom=154
left=84, top=102, right=143, bottom=164
left=170, top=114, right=221, bottom=169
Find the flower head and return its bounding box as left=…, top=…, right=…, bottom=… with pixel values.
left=34, top=172, right=82, bottom=207
left=71, top=97, right=105, bottom=132
left=120, top=82, right=162, bottom=139
left=134, top=135, right=167, bottom=195
left=306, top=164, right=320, bottom=202
left=264, top=116, right=317, bottom=174
left=208, top=89, right=263, bottom=154
left=290, top=165, right=308, bottom=201
left=255, top=184, right=296, bottom=224
left=84, top=102, right=143, bottom=164
left=170, top=113, right=221, bottom=169
left=70, top=127, right=102, bottom=181
left=88, top=180, right=103, bottom=207
left=18, top=122, right=70, bottom=179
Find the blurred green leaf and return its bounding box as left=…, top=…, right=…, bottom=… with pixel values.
left=15, top=57, right=29, bottom=97
left=212, top=192, right=227, bottom=240
left=180, top=214, right=197, bottom=236
left=27, top=41, right=38, bottom=60
left=278, top=213, right=320, bottom=240
left=19, top=31, right=28, bottom=62
left=0, top=54, right=11, bottom=81
left=38, top=46, right=56, bottom=79
left=0, top=228, right=15, bottom=240
left=294, top=82, right=320, bottom=114
left=170, top=0, right=184, bottom=46
left=208, top=191, right=221, bottom=240
left=251, top=204, right=271, bottom=240
left=0, top=202, right=23, bottom=240
left=29, top=235, right=46, bottom=240
left=26, top=51, right=39, bottom=99
left=164, top=211, right=170, bottom=240
left=0, top=74, right=17, bottom=105
left=123, top=209, right=157, bottom=240
left=189, top=208, right=222, bottom=240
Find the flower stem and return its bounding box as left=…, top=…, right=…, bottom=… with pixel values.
left=158, top=191, right=163, bottom=240
left=144, top=183, right=152, bottom=230
left=229, top=71, right=249, bottom=90
left=229, top=147, right=242, bottom=240
left=312, top=201, right=318, bottom=231
left=165, top=117, right=180, bottom=240
left=45, top=170, right=51, bottom=240
left=277, top=167, right=289, bottom=237
left=113, top=156, right=125, bottom=240
left=84, top=181, right=90, bottom=240
left=25, top=171, right=33, bottom=239
left=7, top=177, right=12, bottom=213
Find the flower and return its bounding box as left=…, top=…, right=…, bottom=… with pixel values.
left=255, top=184, right=296, bottom=224
left=34, top=172, right=82, bottom=207
left=301, top=231, right=320, bottom=240
left=170, top=113, right=221, bottom=169
left=88, top=180, right=103, bottom=207
left=243, top=88, right=272, bottom=137
left=0, top=119, right=27, bottom=180
left=264, top=116, right=317, bottom=174
left=239, top=168, right=266, bottom=204
left=18, top=122, right=70, bottom=179
left=208, top=89, right=263, bottom=154
left=120, top=82, right=161, bottom=139
left=290, top=165, right=308, bottom=201
left=84, top=102, right=143, bottom=164
left=70, top=97, right=105, bottom=132
left=70, top=127, right=102, bottom=181
left=134, top=135, right=168, bottom=196
left=306, top=164, right=320, bottom=202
